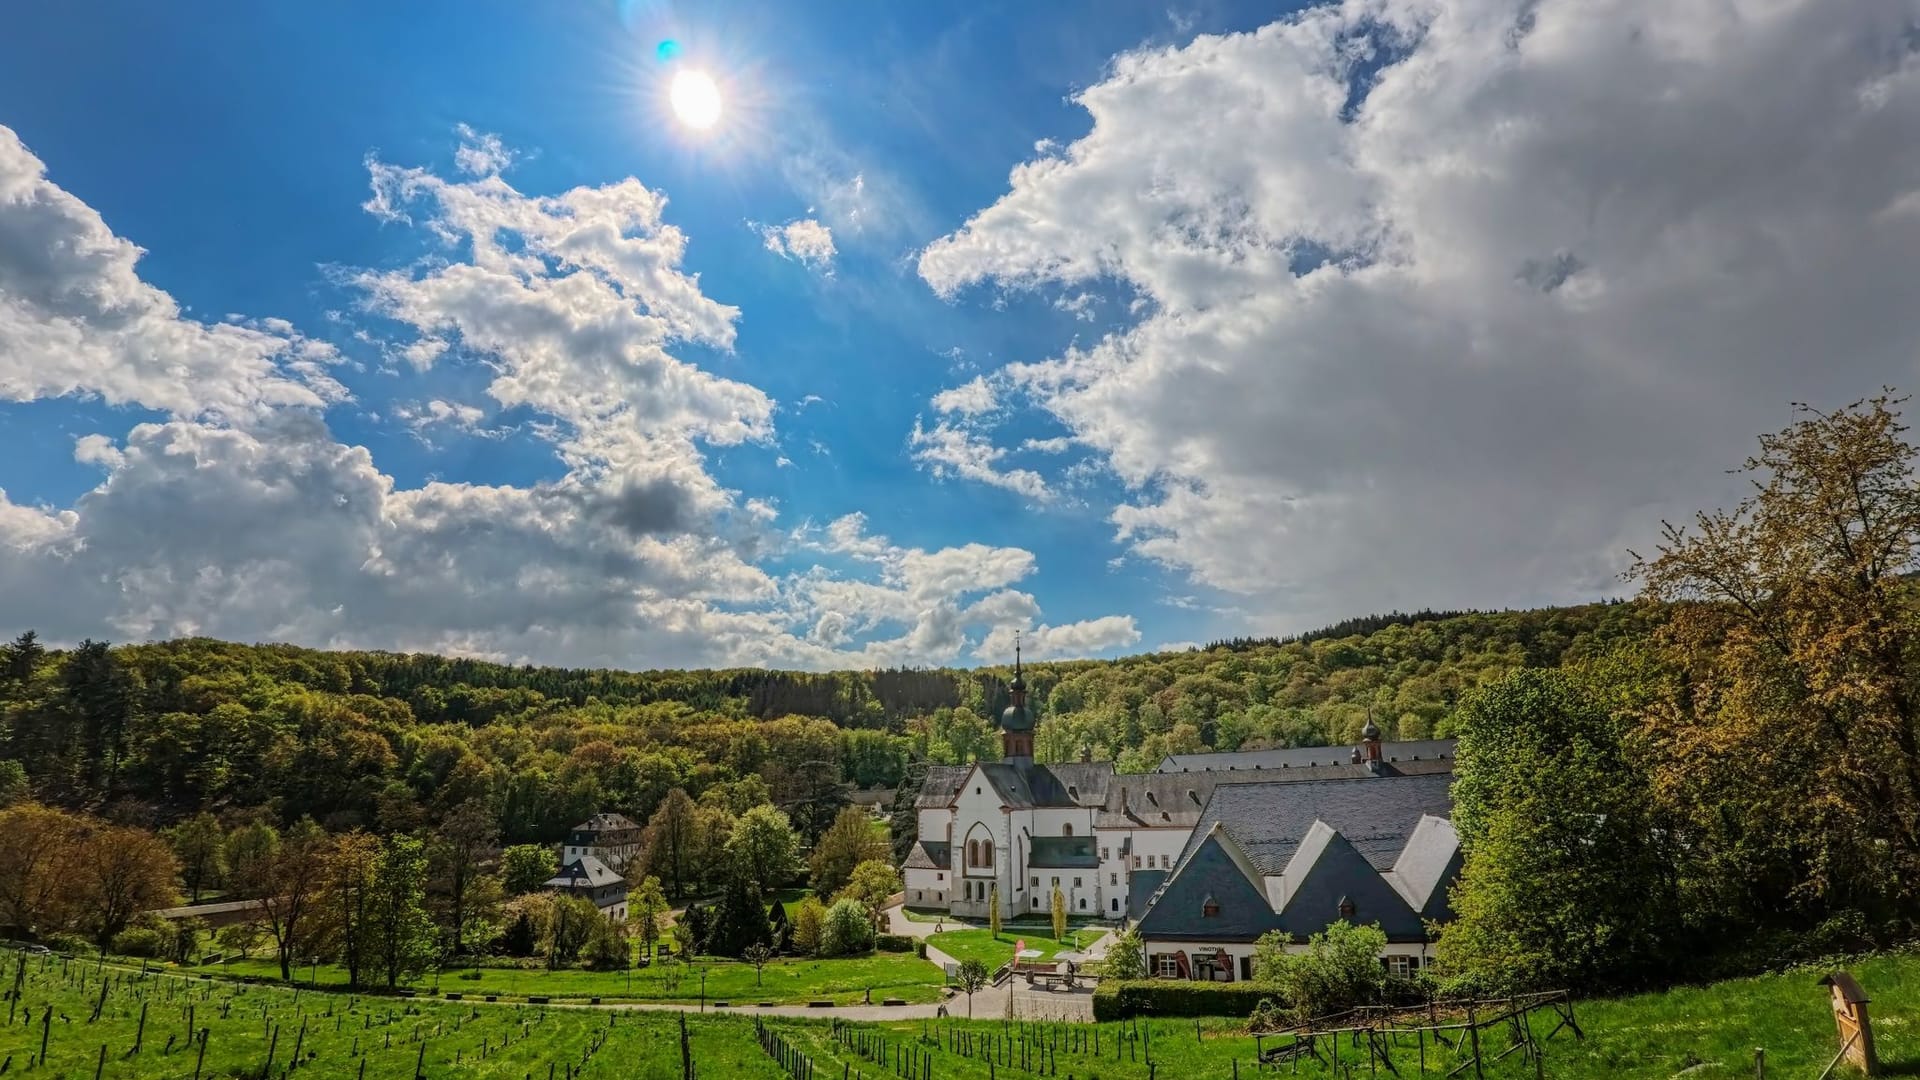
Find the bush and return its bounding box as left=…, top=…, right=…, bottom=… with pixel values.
left=112, top=927, right=169, bottom=959
left=875, top=934, right=912, bottom=952
left=914, top=940, right=928, bottom=959
left=1092, top=980, right=1279, bottom=1020
left=821, top=898, right=875, bottom=957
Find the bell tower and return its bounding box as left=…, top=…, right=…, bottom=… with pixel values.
left=1000, top=634, right=1034, bottom=764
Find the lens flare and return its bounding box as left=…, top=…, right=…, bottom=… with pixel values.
left=656, top=39, right=680, bottom=62
left=669, top=69, right=722, bottom=130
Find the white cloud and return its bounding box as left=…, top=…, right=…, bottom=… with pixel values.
left=452, top=124, right=514, bottom=177
left=758, top=218, right=837, bottom=272
left=1022, top=436, right=1072, bottom=454
left=909, top=419, right=1052, bottom=501
left=0, top=127, right=342, bottom=419
left=920, top=0, right=1920, bottom=632
left=931, top=375, right=997, bottom=416
left=0, top=125, right=1136, bottom=670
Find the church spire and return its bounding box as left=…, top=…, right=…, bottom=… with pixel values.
left=1000, top=631, right=1034, bottom=764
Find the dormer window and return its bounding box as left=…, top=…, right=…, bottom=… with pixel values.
left=1338, top=897, right=1356, bottom=920
left=1186, top=789, right=1200, bottom=806
left=1202, top=895, right=1220, bottom=918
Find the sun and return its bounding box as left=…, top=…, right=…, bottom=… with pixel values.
left=669, top=69, right=723, bottom=130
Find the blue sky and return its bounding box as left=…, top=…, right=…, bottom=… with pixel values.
left=1, top=0, right=1917, bottom=670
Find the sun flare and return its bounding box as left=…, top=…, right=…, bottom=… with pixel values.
left=669, top=69, right=722, bottom=130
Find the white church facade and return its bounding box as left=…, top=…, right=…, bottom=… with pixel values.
left=901, top=651, right=1462, bottom=979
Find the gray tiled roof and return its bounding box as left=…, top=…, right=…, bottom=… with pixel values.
left=1097, top=757, right=1454, bottom=829
left=543, top=855, right=623, bottom=890
left=1028, top=835, right=1098, bottom=868
left=1172, top=773, right=1456, bottom=875
left=978, top=761, right=1114, bottom=809
left=1157, top=739, right=1456, bottom=773
left=905, top=840, right=951, bottom=870
left=916, top=765, right=972, bottom=808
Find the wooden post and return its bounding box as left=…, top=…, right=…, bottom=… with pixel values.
left=193, top=1029, right=208, bottom=1080
left=134, top=1000, right=147, bottom=1052
left=1754, top=1048, right=1765, bottom=1079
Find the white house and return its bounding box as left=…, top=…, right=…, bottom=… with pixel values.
left=562, top=813, right=644, bottom=875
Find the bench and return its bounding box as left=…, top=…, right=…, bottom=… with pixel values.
left=883, top=999, right=907, bottom=1007
left=807, top=1000, right=834, bottom=1008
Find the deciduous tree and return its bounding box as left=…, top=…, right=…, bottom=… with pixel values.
left=165, top=813, right=226, bottom=903
left=500, top=844, right=556, bottom=896
left=632, top=876, right=668, bottom=961
left=808, top=806, right=886, bottom=897
left=79, top=823, right=177, bottom=950
left=726, top=805, right=799, bottom=892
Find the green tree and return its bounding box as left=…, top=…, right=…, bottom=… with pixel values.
left=428, top=799, right=499, bottom=954
left=839, top=859, right=900, bottom=931
left=1050, top=883, right=1066, bottom=943
left=544, top=895, right=597, bottom=968
left=1104, top=929, right=1145, bottom=980
left=1631, top=393, right=1920, bottom=927
left=165, top=813, right=226, bottom=903
left=706, top=871, right=773, bottom=959
left=643, top=788, right=700, bottom=900
left=726, top=805, right=799, bottom=892
left=326, top=832, right=382, bottom=989
left=223, top=821, right=279, bottom=899
left=632, top=876, right=668, bottom=961
left=1437, top=668, right=1678, bottom=991
left=743, top=942, right=775, bottom=986
left=500, top=844, right=557, bottom=896
left=956, top=958, right=989, bottom=1018
left=582, top=914, right=628, bottom=971
left=368, top=834, right=435, bottom=988
left=808, top=806, right=886, bottom=897
left=1252, top=922, right=1389, bottom=1017
left=821, top=897, right=874, bottom=957
left=791, top=896, right=827, bottom=957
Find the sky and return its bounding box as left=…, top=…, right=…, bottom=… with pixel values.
left=1, top=0, right=1918, bottom=672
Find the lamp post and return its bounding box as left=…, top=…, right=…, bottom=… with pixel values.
left=699, top=967, right=709, bottom=1013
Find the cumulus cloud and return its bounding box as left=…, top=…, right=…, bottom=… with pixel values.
left=0, top=125, right=1136, bottom=669
left=919, top=0, right=1920, bottom=632
left=0, top=127, right=342, bottom=419
left=931, top=375, right=997, bottom=416
left=909, top=418, right=1052, bottom=501
left=758, top=218, right=837, bottom=271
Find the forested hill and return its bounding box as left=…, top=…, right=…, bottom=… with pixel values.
left=0, top=599, right=1658, bottom=838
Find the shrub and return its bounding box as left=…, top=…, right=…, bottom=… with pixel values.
left=875, top=934, right=912, bottom=952
left=1092, top=980, right=1278, bottom=1020
left=913, top=940, right=928, bottom=959
left=1252, top=923, right=1390, bottom=1017
left=112, top=927, right=169, bottom=959
left=821, top=898, right=874, bottom=957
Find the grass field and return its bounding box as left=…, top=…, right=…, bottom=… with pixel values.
left=925, top=926, right=1104, bottom=970
left=184, top=949, right=945, bottom=1005
left=2, top=949, right=1917, bottom=1079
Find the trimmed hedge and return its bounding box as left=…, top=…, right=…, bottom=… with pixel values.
left=1091, top=980, right=1280, bottom=1020
left=876, top=934, right=913, bottom=953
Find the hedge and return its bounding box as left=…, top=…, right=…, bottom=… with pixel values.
left=1092, top=980, right=1281, bottom=1020
left=875, top=934, right=913, bottom=953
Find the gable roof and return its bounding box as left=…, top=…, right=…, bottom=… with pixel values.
left=1381, top=815, right=1459, bottom=914
left=1029, top=835, right=1098, bottom=868
left=544, top=855, right=623, bottom=890
left=1170, top=772, right=1456, bottom=875
left=975, top=761, right=1115, bottom=809
left=904, top=840, right=951, bottom=870
left=1158, top=739, right=1456, bottom=773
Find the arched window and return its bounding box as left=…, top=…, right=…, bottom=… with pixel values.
left=1062, top=823, right=1073, bottom=837
left=981, top=839, right=994, bottom=868
left=967, top=840, right=980, bottom=867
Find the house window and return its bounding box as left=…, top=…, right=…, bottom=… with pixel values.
left=1031, top=877, right=1038, bottom=887
left=936, top=873, right=944, bottom=881
left=1110, top=873, right=1117, bottom=886
left=1386, top=956, right=1414, bottom=978
left=1154, top=955, right=1180, bottom=978
left=1338, top=898, right=1356, bottom=920
left=1202, top=897, right=1220, bottom=918
left=1101, top=847, right=1110, bottom=861
left=1051, top=877, right=1059, bottom=887
left=1111, top=898, right=1119, bottom=912
left=1062, top=823, right=1073, bottom=837
left=976, top=787, right=982, bottom=795
left=1133, top=855, right=1141, bottom=869
left=1073, top=877, right=1082, bottom=888
left=1078, top=898, right=1087, bottom=910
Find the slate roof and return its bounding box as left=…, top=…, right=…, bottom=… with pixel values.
left=1028, top=835, right=1098, bottom=868
left=1157, top=739, right=1457, bottom=773
left=977, top=761, right=1115, bottom=809
left=543, top=855, right=623, bottom=890
left=905, top=840, right=951, bottom=870
left=1127, top=870, right=1168, bottom=920
left=917, top=765, right=972, bottom=808
left=1171, top=773, right=1456, bottom=874
left=1137, top=773, right=1459, bottom=943
left=572, top=813, right=641, bottom=833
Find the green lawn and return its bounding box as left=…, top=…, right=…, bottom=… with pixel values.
left=182, top=949, right=944, bottom=1005
left=925, top=926, right=1103, bottom=970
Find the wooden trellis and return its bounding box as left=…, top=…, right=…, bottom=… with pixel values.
left=1251, top=991, right=1582, bottom=1078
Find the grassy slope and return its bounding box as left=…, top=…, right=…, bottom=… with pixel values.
left=5, top=950, right=1914, bottom=1080
left=186, top=950, right=944, bottom=1005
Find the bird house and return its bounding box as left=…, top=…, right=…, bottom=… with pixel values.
left=1819, top=972, right=1878, bottom=1076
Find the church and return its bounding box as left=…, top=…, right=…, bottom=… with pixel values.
left=901, top=649, right=1462, bottom=977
